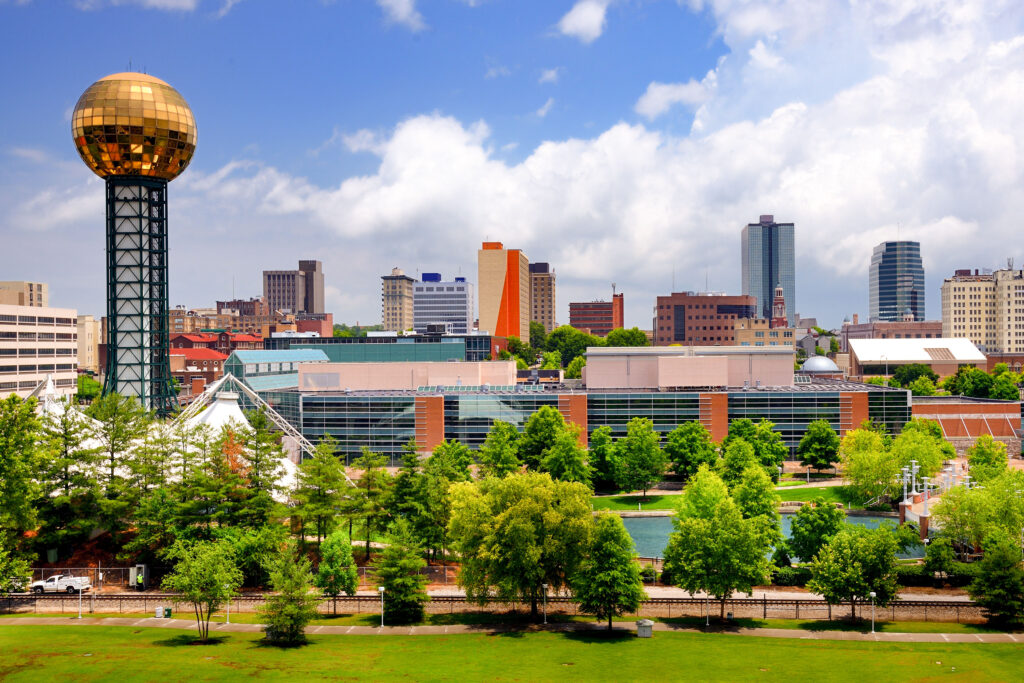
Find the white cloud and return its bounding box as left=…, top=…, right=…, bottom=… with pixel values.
left=376, top=0, right=426, bottom=32
left=536, top=98, right=555, bottom=118
left=74, top=0, right=200, bottom=9
left=557, top=0, right=611, bottom=44
left=7, top=0, right=1024, bottom=327
left=634, top=78, right=712, bottom=120
left=485, top=65, right=511, bottom=79
left=539, top=67, right=562, bottom=84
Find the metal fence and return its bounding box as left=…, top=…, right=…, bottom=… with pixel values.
left=1, top=593, right=986, bottom=624
left=30, top=567, right=171, bottom=590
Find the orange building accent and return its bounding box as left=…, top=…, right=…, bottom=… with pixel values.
left=699, top=393, right=729, bottom=442
left=414, top=396, right=445, bottom=452
left=839, top=392, right=869, bottom=435
left=558, top=394, right=589, bottom=446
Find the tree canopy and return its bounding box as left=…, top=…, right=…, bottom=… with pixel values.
left=570, top=513, right=647, bottom=629
left=796, top=420, right=840, bottom=471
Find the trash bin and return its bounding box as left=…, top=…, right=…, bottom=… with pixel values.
left=636, top=619, right=654, bottom=638
left=164, top=607, right=172, bottom=619
left=155, top=607, right=163, bottom=618
left=727, top=612, right=733, bottom=621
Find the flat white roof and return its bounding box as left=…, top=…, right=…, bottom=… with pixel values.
left=586, top=346, right=794, bottom=357
left=848, top=338, right=985, bottom=363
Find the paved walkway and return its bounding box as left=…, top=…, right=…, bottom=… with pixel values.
left=1, top=616, right=1019, bottom=644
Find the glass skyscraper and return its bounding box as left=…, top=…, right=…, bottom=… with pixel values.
left=869, top=241, right=924, bottom=322
left=741, top=215, right=796, bottom=325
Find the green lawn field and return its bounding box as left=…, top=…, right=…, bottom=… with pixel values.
left=0, top=625, right=1021, bottom=682
left=593, top=486, right=861, bottom=511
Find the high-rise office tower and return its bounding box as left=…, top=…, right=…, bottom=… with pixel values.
left=569, top=293, right=623, bottom=337
left=529, top=263, right=556, bottom=334
left=413, top=274, right=474, bottom=334
left=741, top=215, right=796, bottom=326
left=263, top=260, right=325, bottom=315
left=381, top=267, right=416, bottom=332
left=941, top=267, right=1024, bottom=352
left=869, top=241, right=924, bottom=322
left=478, top=242, right=530, bottom=339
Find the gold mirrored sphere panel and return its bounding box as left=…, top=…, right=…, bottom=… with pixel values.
left=72, top=72, right=197, bottom=181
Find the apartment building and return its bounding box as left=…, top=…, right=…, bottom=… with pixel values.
left=76, top=314, right=101, bottom=374
left=381, top=267, right=416, bottom=332
left=529, top=263, right=556, bottom=334
left=0, top=281, right=48, bottom=307
left=941, top=268, right=1024, bottom=352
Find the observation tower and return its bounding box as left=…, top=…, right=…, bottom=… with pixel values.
left=71, top=72, right=197, bottom=415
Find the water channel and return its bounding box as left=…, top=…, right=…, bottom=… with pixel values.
left=622, top=513, right=924, bottom=561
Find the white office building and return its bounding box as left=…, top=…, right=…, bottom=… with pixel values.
left=0, top=303, right=79, bottom=399
left=413, top=274, right=474, bottom=335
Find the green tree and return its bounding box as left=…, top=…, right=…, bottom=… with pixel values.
left=968, top=531, right=1024, bottom=624
left=350, top=449, right=393, bottom=561
left=605, top=327, right=649, bottom=347
left=840, top=429, right=899, bottom=503
left=478, top=420, right=522, bottom=478
left=664, top=422, right=718, bottom=482
left=990, top=373, right=1021, bottom=401
left=829, top=336, right=840, bottom=355
left=932, top=485, right=997, bottom=559
left=613, top=417, right=666, bottom=498
left=565, top=355, right=586, bottom=379
left=807, top=525, right=900, bottom=619
left=412, top=454, right=457, bottom=562
left=520, top=406, right=569, bottom=470
left=238, top=409, right=286, bottom=527
left=967, top=435, right=1008, bottom=483
left=315, top=529, right=359, bottom=609
left=374, top=519, right=429, bottom=624
left=76, top=374, right=102, bottom=402
left=162, top=540, right=243, bottom=642
left=529, top=321, right=548, bottom=351
left=733, top=466, right=782, bottom=547
left=389, top=441, right=424, bottom=523
left=788, top=498, right=845, bottom=562
left=294, top=436, right=349, bottom=548
left=0, top=542, right=30, bottom=595
left=541, top=424, right=590, bottom=486
left=428, top=440, right=473, bottom=482
left=923, top=536, right=956, bottom=579
left=716, top=438, right=758, bottom=489
left=664, top=467, right=772, bottom=619
left=570, top=513, right=647, bottom=629
left=259, top=543, right=322, bottom=645
left=890, top=428, right=946, bottom=479
left=674, top=464, right=729, bottom=520
left=588, top=426, right=619, bottom=493
left=540, top=350, right=562, bottom=370
left=0, top=395, right=41, bottom=541
left=908, top=376, right=937, bottom=396
left=449, top=472, right=593, bottom=618
left=796, top=420, right=840, bottom=471
left=545, top=325, right=602, bottom=367
left=87, top=393, right=150, bottom=536
left=943, top=366, right=994, bottom=398
left=892, top=363, right=938, bottom=388
left=723, top=419, right=787, bottom=477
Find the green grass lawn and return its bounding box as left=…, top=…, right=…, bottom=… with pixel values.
left=2, top=611, right=1013, bottom=635
left=1, top=625, right=1021, bottom=682
left=774, top=485, right=862, bottom=508
left=591, top=494, right=677, bottom=511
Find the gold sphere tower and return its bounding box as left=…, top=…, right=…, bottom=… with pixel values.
left=72, top=72, right=197, bottom=415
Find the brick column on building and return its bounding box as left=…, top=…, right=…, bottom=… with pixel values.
left=414, top=396, right=445, bottom=453
left=699, top=393, right=729, bottom=442
left=558, top=393, right=589, bottom=447
left=839, top=391, right=869, bottom=435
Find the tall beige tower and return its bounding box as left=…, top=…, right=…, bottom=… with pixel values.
left=381, top=267, right=416, bottom=331
left=478, top=242, right=530, bottom=339
left=0, top=281, right=48, bottom=307
left=529, top=263, right=556, bottom=334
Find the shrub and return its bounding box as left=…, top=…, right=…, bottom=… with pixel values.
left=894, top=564, right=931, bottom=587
left=947, top=562, right=981, bottom=588
left=772, top=566, right=811, bottom=587
left=640, top=566, right=657, bottom=583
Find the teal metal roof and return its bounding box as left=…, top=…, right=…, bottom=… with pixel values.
left=244, top=374, right=300, bottom=391
left=228, top=350, right=329, bottom=363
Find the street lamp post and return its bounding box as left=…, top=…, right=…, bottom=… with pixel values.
left=777, top=465, right=783, bottom=483
left=542, top=583, right=548, bottom=625
left=869, top=591, right=876, bottom=633
left=901, top=467, right=909, bottom=501
left=225, top=584, right=230, bottom=624
left=77, top=586, right=83, bottom=619
left=922, top=477, right=931, bottom=516
left=378, top=586, right=385, bottom=627
left=910, top=460, right=919, bottom=495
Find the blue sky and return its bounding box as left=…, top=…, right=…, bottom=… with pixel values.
left=3, top=0, right=1024, bottom=330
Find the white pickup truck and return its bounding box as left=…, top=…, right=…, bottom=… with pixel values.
left=30, top=574, right=92, bottom=594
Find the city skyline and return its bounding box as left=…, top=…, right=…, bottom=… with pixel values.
left=3, top=2, right=1024, bottom=329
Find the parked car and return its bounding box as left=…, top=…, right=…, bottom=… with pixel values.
left=30, top=575, right=92, bottom=594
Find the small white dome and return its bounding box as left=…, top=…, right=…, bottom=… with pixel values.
left=801, top=356, right=840, bottom=373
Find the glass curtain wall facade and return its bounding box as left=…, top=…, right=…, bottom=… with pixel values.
left=870, top=241, right=925, bottom=322
left=741, top=216, right=796, bottom=325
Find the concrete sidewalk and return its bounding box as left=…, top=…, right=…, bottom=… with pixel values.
left=1, top=616, right=1020, bottom=644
